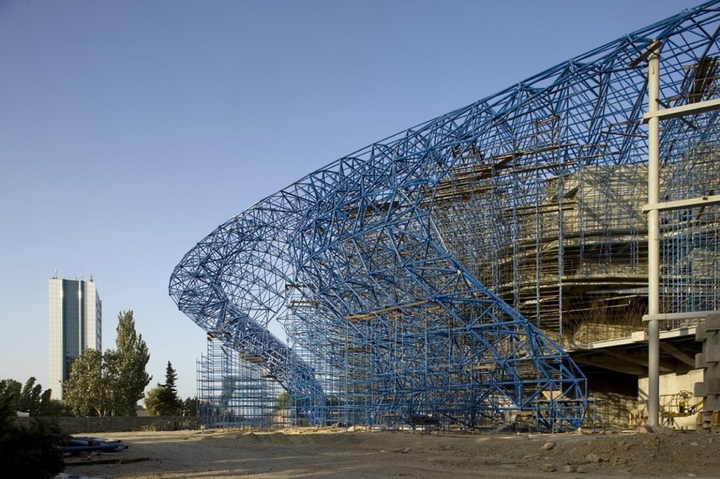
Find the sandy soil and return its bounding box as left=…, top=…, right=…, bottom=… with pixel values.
left=62, top=427, right=720, bottom=479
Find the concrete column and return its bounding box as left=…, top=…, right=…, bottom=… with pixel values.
left=646, top=49, right=661, bottom=429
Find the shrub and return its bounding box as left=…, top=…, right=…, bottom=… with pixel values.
left=0, top=388, right=66, bottom=478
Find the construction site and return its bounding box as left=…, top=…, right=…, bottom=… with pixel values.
left=171, top=2, right=720, bottom=433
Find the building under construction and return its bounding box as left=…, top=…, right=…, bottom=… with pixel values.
left=173, top=2, right=720, bottom=431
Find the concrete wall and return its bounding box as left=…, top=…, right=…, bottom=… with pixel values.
left=572, top=369, right=703, bottom=430
left=17, top=416, right=200, bottom=434
left=638, top=369, right=702, bottom=430
left=585, top=371, right=638, bottom=429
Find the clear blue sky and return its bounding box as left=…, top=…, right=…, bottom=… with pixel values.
left=0, top=0, right=689, bottom=400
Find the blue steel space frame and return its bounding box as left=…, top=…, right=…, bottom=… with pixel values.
left=171, top=2, right=720, bottom=430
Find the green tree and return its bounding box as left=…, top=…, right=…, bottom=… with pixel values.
left=64, top=310, right=151, bottom=416
left=38, top=389, right=71, bottom=416
left=63, top=348, right=114, bottom=416
left=181, top=396, right=199, bottom=417
left=0, top=379, right=21, bottom=411
left=277, top=391, right=293, bottom=410
left=0, top=378, right=66, bottom=417
left=143, top=386, right=164, bottom=416
left=0, top=381, right=66, bottom=478
left=114, top=310, right=152, bottom=416
left=19, top=377, right=43, bottom=415
left=145, top=361, right=182, bottom=416
left=164, top=361, right=179, bottom=396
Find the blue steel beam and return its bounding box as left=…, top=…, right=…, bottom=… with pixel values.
left=171, top=1, right=720, bottom=430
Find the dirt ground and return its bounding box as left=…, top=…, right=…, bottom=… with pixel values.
left=62, top=427, right=720, bottom=479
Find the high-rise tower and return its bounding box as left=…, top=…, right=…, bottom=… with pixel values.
left=48, top=277, right=102, bottom=400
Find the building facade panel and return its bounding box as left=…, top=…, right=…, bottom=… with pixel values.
left=48, top=278, right=101, bottom=400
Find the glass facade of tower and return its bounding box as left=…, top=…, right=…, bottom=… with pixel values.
left=48, top=278, right=102, bottom=400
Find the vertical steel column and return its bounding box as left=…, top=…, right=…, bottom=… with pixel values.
left=646, top=48, right=661, bottom=430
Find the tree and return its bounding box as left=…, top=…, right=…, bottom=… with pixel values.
left=181, top=396, right=199, bottom=417
left=0, top=378, right=68, bottom=417
left=145, top=361, right=181, bottom=416
left=63, top=349, right=113, bottom=416
left=143, top=386, right=164, bottom=416
left=164, top=361, right=179, bottom=396
left=114, top=310, right=152, bottom=416
left=37, top=389, right=71, bottom=416
left=0, top=381, right=66, bottom=478
left=0, top=379, right=21, bottom=412
left=19, top=377, right=43, bottom=415
left=64, top=310, right=151, bottom=416
left=277, top=391, right=293, bottom=410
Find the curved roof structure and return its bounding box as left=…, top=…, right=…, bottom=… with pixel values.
left=171, top=2, right=720, bottom=430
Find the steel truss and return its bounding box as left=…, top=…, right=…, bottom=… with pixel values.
left=170, top=1, right=720, bottom=431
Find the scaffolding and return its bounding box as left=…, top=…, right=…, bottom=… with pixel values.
left=172, top=1, right=720, bottom=432
left=197, top=338, right=284, bottom=429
